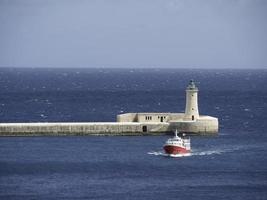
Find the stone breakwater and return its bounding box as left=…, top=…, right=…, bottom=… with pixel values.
left=0, top=117, right=218, bottom=136
left=0, top=81, right=219, bottom=136
left=0, top=122, right=170, bottom=136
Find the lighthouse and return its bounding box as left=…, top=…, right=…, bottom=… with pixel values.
left=184, top=80, right=199, bottom=121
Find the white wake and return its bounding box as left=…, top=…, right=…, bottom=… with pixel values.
left=148, top=144, right=253, bottom=158
left=148, top=149, right=225, bottom=158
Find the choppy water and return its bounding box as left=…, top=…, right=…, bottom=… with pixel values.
left=0, top=68, right=267, bottom=200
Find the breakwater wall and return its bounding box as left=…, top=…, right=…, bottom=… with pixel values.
left=0, top=80, right=219, bottom=136
left=0, top=118, right=218, bottom=136
left=0, top=122, right=171, bottom=136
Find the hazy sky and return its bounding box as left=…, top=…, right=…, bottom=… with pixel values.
left=0, top=0, right=266, bottom=68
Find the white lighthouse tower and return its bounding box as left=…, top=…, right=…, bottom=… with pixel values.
left=184, top=80, right=199, bottom=121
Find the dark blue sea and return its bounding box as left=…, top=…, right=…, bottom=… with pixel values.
left=0, top=68, right=267, bottom=200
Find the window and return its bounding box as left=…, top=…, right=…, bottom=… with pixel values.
left=146, top=116, right=152, bottom=120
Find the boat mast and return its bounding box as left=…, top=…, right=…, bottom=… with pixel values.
left=175, top=129, right=178, bottom=137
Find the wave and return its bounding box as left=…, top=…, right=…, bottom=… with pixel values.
left=147, top=151, right=191, bottom=157
left=147, top=146, right=242, bottom=158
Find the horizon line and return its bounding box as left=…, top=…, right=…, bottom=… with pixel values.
left=0, top=66, right=266, bottom=70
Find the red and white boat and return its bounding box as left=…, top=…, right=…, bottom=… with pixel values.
left=163, top=130, right=191, bottom=155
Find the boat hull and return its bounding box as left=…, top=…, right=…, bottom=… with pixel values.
left=164, top=145, right=190, bottom=155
